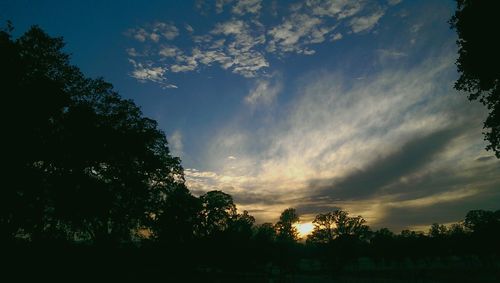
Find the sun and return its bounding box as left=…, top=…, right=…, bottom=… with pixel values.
left=294, top=222, right=314, bottom=238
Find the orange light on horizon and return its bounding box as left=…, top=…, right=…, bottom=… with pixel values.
left=294, top=222, right=314, bottom=238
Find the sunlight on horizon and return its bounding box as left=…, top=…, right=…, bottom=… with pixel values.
left=295, top=222, right=314, bottom=238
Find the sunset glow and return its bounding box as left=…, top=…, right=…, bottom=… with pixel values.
left=5, top=0, right=498, bottom=232
left=294, top=222, right=315, bottom=238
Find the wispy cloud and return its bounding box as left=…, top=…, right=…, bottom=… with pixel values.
left=169, top=130, right=184, bottom=158
left=185, top=49, right=498, bottom=226
left=377, top=48, right=407, bottom=62
left=387, top=0, right=402, bottom=6
left=245, top=73, right=282, bottom=106
left=119, top=1, right=500, bottom=230
left=349, top=9, right=385, bottom=33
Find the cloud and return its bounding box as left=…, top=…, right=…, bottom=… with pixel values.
left=377, top=176, right=500, bottom=231
left=377, top=49, right=407, bottom=61
left=128, top=59, right=178, bottom=89
left=209, top=19, right=268, bottom=77
left=128, top=59, right=166, bottom=83
left=125, top=0, right=394, bottom=87
left=126, top=48, right=142, bottom=57
left=331, top=32, right=343, bottom=41
left=267, top=14, right=327, bottom=54
left=245, top=73, right=282, bottom=105
left=126, top=22, right=179, bottom=42
left=169, top=131, right=184, bottom=157
left=232, top=0, right=262, bottom=15
left=185, top=47, right=494, bottom=224
left=170, top=53, right=199, bottom=72
left=126, top=28, right=150, bottom=42
left=476, top=156, right=495, bottom=162
left=387, top=0, right=402, bottom=6
left=309, top=127, right=464, bottom=201
left=154, top=22, right=180, bottom=40
left=122, top=1, right=500, bottom=229
left=185, top=24, right=194, bottom=33
left=306, top=0, right=364, bottom=19
left=349, top=9, right=385, bottom=33
left=159, top=46, right=180, bottom=57
left=215, top=0, right=233, bottom=13
left=212, top=19, right=246, bottom=35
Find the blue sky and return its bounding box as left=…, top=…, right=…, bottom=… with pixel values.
left=3, top=0, right=499, bottom=231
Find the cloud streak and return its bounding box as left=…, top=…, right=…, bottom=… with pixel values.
left=309, top=127, right=464, bottom=201
left=245, top=73, right=282, bottom=106
left=184, top=47, right=498, bottom=227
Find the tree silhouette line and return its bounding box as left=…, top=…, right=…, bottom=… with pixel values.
left=2, top=21, right=499, bottom=282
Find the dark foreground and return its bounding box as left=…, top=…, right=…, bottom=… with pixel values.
left=5, top=242, right=499, bottom=283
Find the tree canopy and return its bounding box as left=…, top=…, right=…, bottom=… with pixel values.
left=450, top=0, right=500, bottom=157
left=0, top=24, right=186, bottom=244
left=307, top=210, right=369, bottom=244
left=275, top=208, right=300, bottom=243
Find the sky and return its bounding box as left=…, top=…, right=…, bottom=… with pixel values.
left=2, top=0, right=499, bottom=232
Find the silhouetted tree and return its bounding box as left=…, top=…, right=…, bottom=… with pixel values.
left=429, top=223, right=448, bottom=238
left=307, top=210, right=369, bottom=244
left=307, top=212, right=337, bottom=244
left=448, top=223, right=467, bottom=235
left=0, top=25, right=184, bottom=244
left=151, top=185, right=201, bottom=244
left=275, top=208, right=299, bottom=243
left=370, top=228, right=395, bottom=259
left=227, top=210, right=255, bottom=240
left=372, top=227, right=394, bottom=239
left=450, top=0, right=500, bottom=157
left=199, top=190, right=237, bottom=237
left=254, top=222, right=277, bottom=244
left=464, top=210, right=499, bottom=233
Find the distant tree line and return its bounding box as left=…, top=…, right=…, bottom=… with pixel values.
left=2, top=24, right=499, bottom=282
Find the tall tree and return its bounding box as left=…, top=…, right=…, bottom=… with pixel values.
left=199, top=190, right=237, bottom=237
left=151, top=185, right=201, bottom=244
left=0, top=25, right=184, bottom=244
left=227, top=210, right=255, bottom=239
left=450, top=0, right=500, bottom=157
left=275, top=208, right=299, bottom=243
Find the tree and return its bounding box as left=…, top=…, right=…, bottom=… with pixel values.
left=370, top=228, right=395, bottom=259
left=254, top=222, right=277, bottom=244
left=307, top=212, right=337, bottom=244
left=151, top=185, right=201, bottom=244
left=450, top=0, right=500, bottom=157
left=0, top=25, right=184, bottom=244
left=429, top=223, right=448, bottom=238
left=275, top=208, right=300, bottom=243
left=199, top=190, right=237, bottom=236
left=447, top=223, right=467, bottom=237
left=372, top=228, right=394, bottom=240
left=227, top=210, right=255, bottom=240
left=464, top=209, right=500, bottom=235
left=307, top=210, right=369, bottom=244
